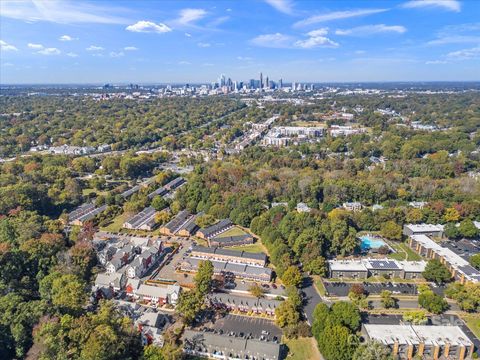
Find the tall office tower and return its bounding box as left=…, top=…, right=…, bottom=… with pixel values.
left=249, top=79, right=255, bottom=89
left=219, top=74, right=226, bottom=87
left=292, top=82, right=296, bottom=91
left=265, top=76, right=269, bottom=89
left=260, top=72, right=263, bottom=89
left=278, top=79, right=283, bottom=88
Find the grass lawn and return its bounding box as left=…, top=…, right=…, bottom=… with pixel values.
left=284, top=337, right=321, bottom=360
left=220, top=226, right=249, bottom=237
left=82, top=188, right=108, bottom=197
left=463, top=315, right=480, bottom=339
left=313, top=276, right=327, bottom=296
left=228, top=241, right=267, bottom=253
left=100, top=212, right=130, bottom=232
left=388, top=241, right=422, bottom=261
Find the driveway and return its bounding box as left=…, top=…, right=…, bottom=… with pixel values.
left=302, top=277, right=324, bottom=324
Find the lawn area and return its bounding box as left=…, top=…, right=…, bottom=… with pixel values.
left=463, top=314, right=480, bottom=339
left=228, top=241, right=267, bottom=253
left=220, top=226, right=249, bottom=237
left=313, top=276, right=327, bottom=296
left=82, top=188, right=108, bottom=197
left=388, top=241, right=422, bottom=261
left=100, top=212, right=129, bottom=232
left=284, top=337, right=321, bottom=360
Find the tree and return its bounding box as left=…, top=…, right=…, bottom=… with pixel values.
left=282, top=266, right=303, bottom=287
left=175, top=291, right=203, bottom=325
left=445, top=282, right=480, bottom=312
left=330, top=301, right=361, bottom=332
left=380, top=290, right=396, bottom=309
left=423, top=259, right=451, bottom=284
left=418, top=288, right=448, bottom=314
left=444, top=207, right=460, bottom=222
left=402, top=310, right=427, bottom=324
left=275, top=300, right=300, bottom=329
left=469, top=254, right=480, bottom=270
left=352, top=341, right=393, bottom=360
left=151, top=196, right=168, bottom=211
left=458, top=219, right=479, bottom=238
left=154, top=210, right=171, bottom=225
left=195, top=214, right=216, bottom=228
left=380, top=221, right=402, bottom=241
left=317, top=324, right=358, bottom=360
left=50, top=274, right=87, bottom=314
left=444, top=222, right=460, bottom=239
left=194, top=260, right=214, bottom=297
left=248, top=283, right=266, bottom=298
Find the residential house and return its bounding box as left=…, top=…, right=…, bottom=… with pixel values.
left=196, top=219, right=233, bottom=240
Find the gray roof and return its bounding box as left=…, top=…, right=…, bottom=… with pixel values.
left=124, top=207, right=156, bottom=229
left=198, top=219, right=233, bottom=239
left=192, top=245, right=267, bottom=263
left=183, top=330, right=281, bottom=360
left=163, top=210, right=192, bottom=233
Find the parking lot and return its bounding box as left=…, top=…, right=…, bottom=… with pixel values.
left=152, top=238, right=195, bottom=284
left=205, top=314, right=282, bottom=342
left=324, top=281, right=418, bottom=297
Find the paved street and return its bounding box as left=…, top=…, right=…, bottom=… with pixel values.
left=302, top=277, right=325, bottom=324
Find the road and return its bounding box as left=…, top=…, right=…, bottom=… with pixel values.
left=302, top=277, right=325, bottom=324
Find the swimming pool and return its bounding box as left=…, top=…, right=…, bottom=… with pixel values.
left=359, top=235, right=387, bottom=251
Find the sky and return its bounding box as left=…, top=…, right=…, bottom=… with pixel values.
left=0, top=0, right=479, bottom=84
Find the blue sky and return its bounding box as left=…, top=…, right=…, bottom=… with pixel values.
left=1, top=0, right=479, bottom=84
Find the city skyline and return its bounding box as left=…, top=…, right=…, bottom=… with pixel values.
left=1, top=0, right=480, bottom=84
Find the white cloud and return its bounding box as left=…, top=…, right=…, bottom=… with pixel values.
left=197, top=42, right=211, bottom=48
left=425, top=60, right=447, bottom=64
left=27, top=43, right=44, bottom=49
left=294, top=8, right=388, bottom=28
left=110, top=51, right=124, bottom=57
left=124, top=46, right=138, bottom=51
left=307, top=28, right=329, bottom=37
left=447, top=46, right=480, bottom=60
left=66, top=52, right=78, bottom=57
left=428, top=36, right=480, bottom=45
left=355, top=50, right=366, bottom=55
left=264, top=0, right=294, bottom=15
left=0, top=40, right=18, bottom=51
left=126, top=21, right=171, bottom=33
left=1, top=62, right=14, bottom=67
left=336, top=24, right=407, bottom=36
left=185, top=33, right=192, bottom=37
left=295, top=29, right=338, bottom=49
left=202, top=63, right=214, bottom=66
left=86, top=45, right=104, bottom=51
left=59, top=35, right=74, bottom=41
left=295, top=36, right=338, bottom=49
left=38, top=47, right=61, bottom=55
left=0, top=0, right=129, bottom=24
left=177, top=8, right=207, bottom=25
left=237, top=56, right=253, bottom=61
left=179, top=61, right=191, bottom=65
left=402, top=0, right=461, bottom=12
left=250, top=33, right=293, bottom=48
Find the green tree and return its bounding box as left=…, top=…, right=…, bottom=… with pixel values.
left=151, top=196, right=168, bottom=211
left=444, top=222, right=460, bottom=239
left=380, top=221, right=402, bottom=241
left=248, top=283, right=266, bottom=298
left=194, top=260, right=213, bottom=297
left=352, top=341, right=393, bottom=360
left=195, top=214, right=216, bottom=228
left=423, top=259, right=451, bottom=284
left=175, top=291, right=203, bottom=325
left=317, top=324, right=358, bottom=360
left=282, top=266, right=303, bottom=287
left=418, top=290, right=448, bottom=314
left=380, top=290, right=396, bottom=309
left=402, top=310, right=427, bottom=324
left=458, top=219, right=479, bottom=238
left=469, top=254, right=480, bottom=270
left=50, top=274, right=87, bottom=314
left=275, top=300, right=300, bottom=329
left=330, top=301, right=361, bottom=332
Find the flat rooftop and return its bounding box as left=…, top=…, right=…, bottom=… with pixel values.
left=364, top=324, right=473, bottom=347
